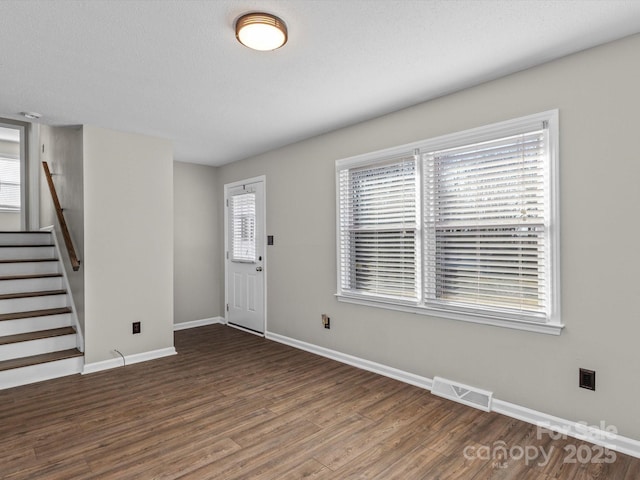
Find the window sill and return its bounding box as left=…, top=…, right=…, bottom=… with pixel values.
left=335, top=294, right=564, bottom=336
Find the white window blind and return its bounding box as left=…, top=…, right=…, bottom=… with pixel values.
left=336, top=111, right=560, bottom=334
left=338, top=155, right=419, bottom=300
left=424, top=130, right=548, bottom=319
left=0, top=156, right=20, bottom=210
left=230, top=192, right=256, bottom=262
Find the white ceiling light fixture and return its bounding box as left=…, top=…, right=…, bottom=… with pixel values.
left=20, top=111, right=41, bottom=120
left=235, top=12, right=288, bottom=51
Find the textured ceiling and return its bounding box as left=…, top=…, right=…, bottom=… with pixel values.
left=1, top=0, right=640, bottom=166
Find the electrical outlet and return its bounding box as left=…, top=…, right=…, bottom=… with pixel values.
left=321, top=314, right=330, bottom=329
left=132, top=321, right=141, bottom=334
left=579, top=368, right=595, bottom=391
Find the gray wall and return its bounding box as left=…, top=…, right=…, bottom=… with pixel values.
left=83, top=125, right=174, bottom=364
left=174, top=161, right=221, bottom=324
left=216, top=34, right=640, bottom=439
left=40, top=125, right=85, bottom=331
left=39, top=125, right=174, bottom=363
left=0, top=212, right=20, bottom=230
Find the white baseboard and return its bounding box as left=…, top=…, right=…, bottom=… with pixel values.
left=173, top=317, right=225, bottom=331
left=82, top=347, right=177, bottom=374
left=492, top=399, right=640, bottom=459
left=265, top=331, right=640, bottom=459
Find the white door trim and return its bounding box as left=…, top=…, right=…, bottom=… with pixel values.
left=224, top=175, right=267, bottom=335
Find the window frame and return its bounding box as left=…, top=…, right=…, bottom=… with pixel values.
left=335, top=110, right=562, bottom=335
left=230, top=190, right=258, bottom=264
left=0, top=153, right=22, bottom=212
left=338, top=153, right=421, bottom=302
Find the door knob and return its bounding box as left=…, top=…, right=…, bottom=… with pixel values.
left=256, top=266, right=263, bottom=272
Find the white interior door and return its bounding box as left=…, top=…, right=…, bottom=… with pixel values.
left=225, top=179, right=265, bottom=334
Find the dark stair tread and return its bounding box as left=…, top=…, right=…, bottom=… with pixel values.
left=0, top=307, right=73, bottom=322
left=0, top=244, right=53, bottom=248
left=0, top=327, right=76, bottom=346
left=0, top=258, right=58, bottom=264
left=0, top=348, right=82, bottom=372
left=0, top=289, right=66, bottom=300
left=0, top=273, right=62, bottom=281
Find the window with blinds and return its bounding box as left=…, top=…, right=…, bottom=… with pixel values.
left=0, top=155, right=20, bottom=211
left=424, top=130, right=548, bottom=320
left=336, top=111, right=560, bottom=333
left=230, top=192, right=256, bottom=263
left=338, top=155, right=419, bottom=300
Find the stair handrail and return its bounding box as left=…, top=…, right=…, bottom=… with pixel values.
left=42, top=161, right=81, bottom=271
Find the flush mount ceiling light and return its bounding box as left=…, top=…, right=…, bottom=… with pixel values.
left=20, top=111, right=42, bottom=120
left=235, top=12, right=288, bottom=51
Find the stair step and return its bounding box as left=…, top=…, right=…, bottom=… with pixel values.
left=0, top=348, right=82, bottom=372
left=0, top=259, right=61, bottom=276
left=0, top=258, right=58, bottom=264
left=0, top=275, right=64, bottom=296
left=0, top=232, right=52, bottom=246
left=0, top=289, right=66, bottom=300
left=0, top=307, right=72, bottom=322
left=0, top=307, right=73, bottom=336
left=0, top=232, right=81, bottom=389
left=0, top=290, right=68, bottom=314
left=0, top=273, right=62, bottom=281
left=0, top=244, right=53, bottom=248
left=0, top=352, right=83, bottom=389
left=0, top=246, right=56, bottom=260
left=0, top=327, right=76, bottom=346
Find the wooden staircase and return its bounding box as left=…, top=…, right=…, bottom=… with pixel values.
left=0, top=231, right=83, bottom=390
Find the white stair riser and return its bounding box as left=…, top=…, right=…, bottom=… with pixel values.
left=0, top=246, right=56, bottom=260
left=0, top=356, right=83, bottom=390
left=0, top=233, right=52, bottom=246
left=0, top=277, right=64, bottom=295
left=0, top=333, right=77, bottom=361
left=0, top=294, right=68, bottom=314
left=0, top=261, right=60, bottom=276
left=0, top=314, right=72, bottom=336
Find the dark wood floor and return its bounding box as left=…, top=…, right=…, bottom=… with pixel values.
left=0, top=324, right=638, bottom=479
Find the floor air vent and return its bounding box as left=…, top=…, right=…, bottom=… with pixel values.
left=431, top=376, right=493, bottom=412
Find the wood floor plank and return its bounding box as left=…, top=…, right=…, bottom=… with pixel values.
left=88, top=437, right=242, bottom=480
left=0, top=324, right=637, bottom=479
left=329, top=415, right=437, bottom=479
left=279, top=458, right=334, bottom=480
left=176, top=418, right=322, bottom=480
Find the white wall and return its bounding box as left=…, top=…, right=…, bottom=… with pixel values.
left=174, top=161, right=221, bottom=324
left=83, top=126, right=174, bottom=364
left=217, top=34, right=640, bottom=440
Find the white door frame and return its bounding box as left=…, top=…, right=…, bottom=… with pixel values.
left=224, top=175, right=267, bottom=336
